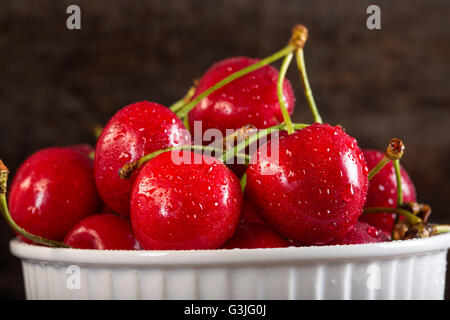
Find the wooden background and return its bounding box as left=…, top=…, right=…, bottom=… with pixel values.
left=0, top=0, right=449, bottom=299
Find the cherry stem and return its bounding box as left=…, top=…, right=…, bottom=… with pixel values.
left=368, top=138, right=405, bottom=181
left=393, top=159, right=403, bottom=206
left=240, top=173, right=247, bottom=193
left=169, top=85, right=196, bottom=113
left=277, top=52, right=295, bottom=134
left=175, top=44, right=296, bottom=118
left=223, top=122, right=310, bottom=163
left=368, top=156, right=390, bottom=180
left=119, top=145, right=250, bottom=179
left=183, top=114, right=190, bottom=132
left=0, top=160, right=70, bottom=248
left=363, top=207, right=422, bottom=226
left=295, top=49, right=322, bottom=124
left=432, top=225, right=450, bottom=235
left=93, top=125, right=103, bottom=140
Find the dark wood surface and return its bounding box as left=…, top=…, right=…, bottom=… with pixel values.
left=0, top=0, right=449, bottom=299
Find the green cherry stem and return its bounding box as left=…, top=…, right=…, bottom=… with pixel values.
left=368, top=156, right=390, bottom=180
left=0, top=160, right=70, bottom=248
left=240, top=173, right=247, bottom=193
left=93, top=125, right=103, bottom=140
left=363, top=207, right=422, bottom=226
left=364, top=207, right=450, bottom=238
left=119, top=145, right=250, bottom=179
left=295, top=49, right=322, bottom=124
left=176, top=44, right=296, bottom=118
left=432, top=225, right=450, bottom=235
left=223, top=122, right=310, bottom=163
left=169, top=86, right=197, bottom=113
left=368, top=138, right=405, bottom=181
left=393, top=159, right=403, bottom=206
left=277, top=52, right=295, bottom=134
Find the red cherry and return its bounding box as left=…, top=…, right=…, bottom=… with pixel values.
left=101, top=203, right=116, bottom=214
left=241, top=198, right=263, bottom=224
left=332, top=221, right=390, bottom=245
left=359, top=149, right=416, bottom=232
left=246, top=123, right=368, bottom=245
left=64, top=214, right=140, bottom=250
left=188, top=57, right=295, bottom=136
left=131, top=151, right=242, bottom=250
left=8, top=147, right=101, bottom=241
left=221, top=223, right=290, bottom=249
left=95, top=101, right=190, bottom=215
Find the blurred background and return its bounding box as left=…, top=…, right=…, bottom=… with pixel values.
left=0, top=0, right=449, bottom=299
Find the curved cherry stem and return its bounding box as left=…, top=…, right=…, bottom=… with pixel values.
left=295, top=49, right=322, bottom=124
left=364, top=207, right=450, bottom=238
left=183, top=114, right=190, bottom=132
left=0, top=160, right=70, bottom=248
left=223, top=122, right=310, bottom=163
left=277, top=53, right=295, bottom=134
left=368, top=138, right=405, bottom=181
left=368, top=156, right=390, bottom=180
left=432, top=225, right=450, bottom=235
left=363, top=207, right=422, bottom=226
left=169, top=86, right=196, bottom=113
left=119, top=145, right=250, bottom=179
left=176, top=44, right=296, bottom=118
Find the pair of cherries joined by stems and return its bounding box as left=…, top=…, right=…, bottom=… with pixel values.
left=1, top=24, right=449, bottom=251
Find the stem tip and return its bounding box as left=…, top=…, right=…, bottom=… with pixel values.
left=290, top=24, right=309, bottom=49
left=0, top=159, right=8, bottom=194
left=119, top=161, right=138, bottom=180
left=386, top=138, right=405, bottom=160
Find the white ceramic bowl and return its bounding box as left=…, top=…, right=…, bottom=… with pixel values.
left=10, top=233, right=450, bottom=300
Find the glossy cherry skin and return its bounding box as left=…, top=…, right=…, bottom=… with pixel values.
left=188, top=57, right=295, bottom=137
left=246, top=123, right=369, bottom=245
left=131, top=151, right=242, bottom=250
left=64, top=214, right=140, bottom=250
left=332, top=221, right=390, bottom=245
left=9, top=147, right=102, bottom=241
left=95, top=101, right=190, bottom=215
left=221, top=223, right=290, bottom=249
left=359, top=149, right=416, bottom=232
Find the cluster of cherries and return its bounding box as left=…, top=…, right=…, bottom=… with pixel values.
left=1, top=25, right=449, bottom=251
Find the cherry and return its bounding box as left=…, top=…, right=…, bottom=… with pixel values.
left=221, top=223, right=290, bottom=249
left=95, top=101, right=190, bottom=215
left=332, top=221, right=390, bottom=245
left=130, top=150, right=242, bottom=250
left=246, top=123, right=368, bottom=245
left=241, top=198, right=263, bottom=224
left=8, top=147, right=101, bottom=241
left=359, top=149, right=416, bottom=232
left=188, top=57, right=295, bottom=137
left=101, top=203, right=116, bottom=214
left=64, top=214, right=140, bottom=250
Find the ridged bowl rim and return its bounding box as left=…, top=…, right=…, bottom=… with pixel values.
left=9, top=233, right=450, bottom=267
